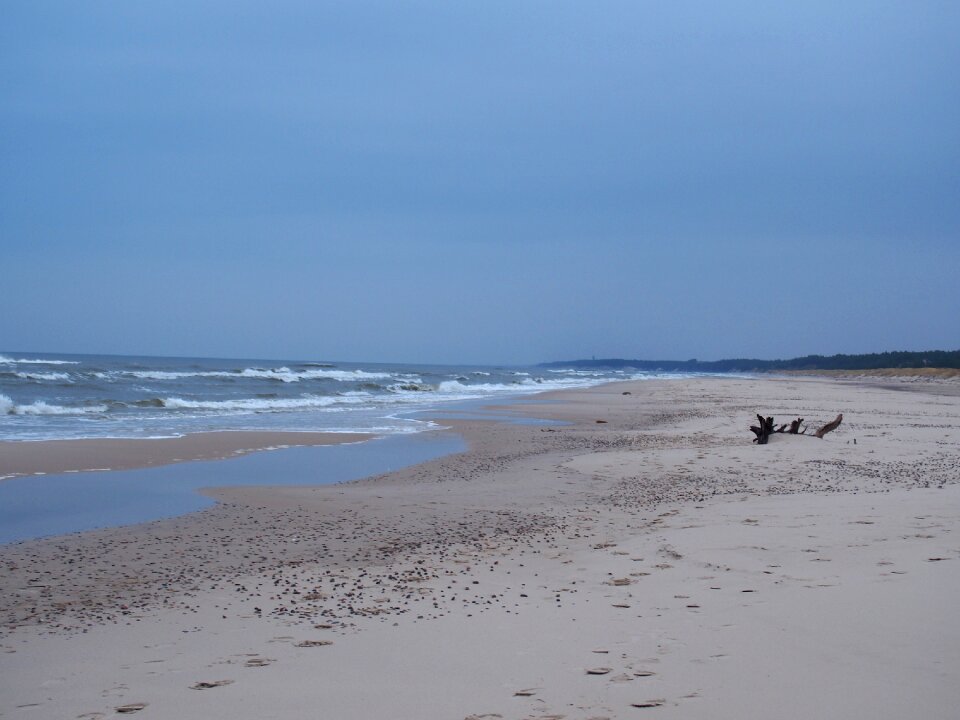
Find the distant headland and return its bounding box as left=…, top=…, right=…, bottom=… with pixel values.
left=539, top=350, right=960, bottom=373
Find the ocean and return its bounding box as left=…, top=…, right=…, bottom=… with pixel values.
left=0, top=352, right=697, bottom=542
left=1, top=352, right=680, bottom=442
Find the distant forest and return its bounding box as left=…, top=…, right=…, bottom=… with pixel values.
left=540, top=350, right=960, bottom=373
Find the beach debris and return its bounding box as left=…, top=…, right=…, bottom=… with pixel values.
left=190, top=680, right=234, bottom=690
left=608, top=577, right=634, bottom=586
left=587, top=667, right=613, bottom=675
left=114, top=704, right=148, bottom=714
left=295, top=639, right=333, bottom=647
left=814, top=414, right=843, bottom=439
left=750, top=415, right=775, bottom=444
left=751, top=413, right=842, bottom=442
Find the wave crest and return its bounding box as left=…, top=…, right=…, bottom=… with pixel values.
left=0, top=355, right=80, bottom=365
left=1, top=394, right=107, bottom=416
left=15, top=371, right=71, bottom=382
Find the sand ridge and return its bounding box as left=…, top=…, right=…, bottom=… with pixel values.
left=1, top=376, right=958, bottom=719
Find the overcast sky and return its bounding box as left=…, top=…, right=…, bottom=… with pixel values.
left=2, top=2, right=958, bottom=365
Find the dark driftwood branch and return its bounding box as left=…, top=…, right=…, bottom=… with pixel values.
left=750, top=414, right=775, bottom=444
left=814, top=413, right=843, bottom=439
left=750, top=414, right=842, bottom=444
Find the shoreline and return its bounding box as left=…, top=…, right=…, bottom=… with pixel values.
left=0, top=430, right=373, bottom=481
left=1, top=376, right=958, bottom=719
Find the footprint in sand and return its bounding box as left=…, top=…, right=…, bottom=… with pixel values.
left=114, top=704, right=148, bottom=714
left=190, top=680, right=234, bottom=690
left=295, top=640, right=333, bottom=647
left=245, top=657, right=274, bottom=668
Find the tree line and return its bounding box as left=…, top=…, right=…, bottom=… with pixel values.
left=540, top=349, right=960, bottom=373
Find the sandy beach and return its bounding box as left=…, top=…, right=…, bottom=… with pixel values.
left=1, top=376, right=958, bottom=719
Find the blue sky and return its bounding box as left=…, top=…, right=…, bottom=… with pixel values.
left=2, top=2, right=958, bottom=364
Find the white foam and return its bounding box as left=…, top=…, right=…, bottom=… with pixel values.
left=98, top=367, right=396, bottom=384
left=0, top=356, right=79, bottom=365
left=435, top=379, right=544, bottom=394
left=15, top=371, right=71, bottom=382
left=1, top=395, right=107, bottom=415
left=294, top=368, right=396, bottom=382
left=159, top=395, right=343, bottom=412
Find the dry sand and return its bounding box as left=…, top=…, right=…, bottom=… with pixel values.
left=1, top=376, right=958, bottom=719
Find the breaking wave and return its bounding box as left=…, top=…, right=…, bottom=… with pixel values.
left=0, top=355, right=80, bottom=365
left=1, top=394, right=107, bottom=415
left=158, top=394, right=354, bottom=412
left=15, top=371, right=72, bottom=382
left=96, top=367, right=396, bottom=384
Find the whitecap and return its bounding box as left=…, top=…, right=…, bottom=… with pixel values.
left=15, top=371, right=71, bottom=382
left=97, top=366, right=396, bottom=384
left=0, top=355, right=79, bottom=365
left=1, top=395, right=107, bottom=415
left=159, top=394, right=343, bottom=412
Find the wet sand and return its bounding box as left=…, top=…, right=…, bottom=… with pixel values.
left=0, top=430, right=372, bottom=480
left=1, top=376, right=958, bottom=719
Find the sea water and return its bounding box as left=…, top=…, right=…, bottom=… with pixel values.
left=1, top=352, right=678, bottom=441
left=0, top=434, right=466, bottom=544
left=0, top=352, right=689, bottom=543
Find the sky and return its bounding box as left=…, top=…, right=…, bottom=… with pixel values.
left=2, top=1, right=958, bottom=365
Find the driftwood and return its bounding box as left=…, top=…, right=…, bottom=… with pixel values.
left=749, top=415, right=775, bottom=444
left=751, top=414, right=842, bottom=443
left=751, top=415, right=807, bottom=443
left=814, top=413, right=843, bottom=438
